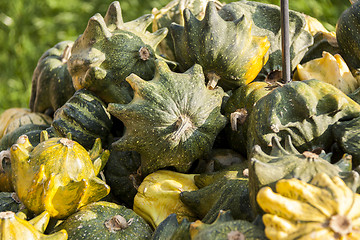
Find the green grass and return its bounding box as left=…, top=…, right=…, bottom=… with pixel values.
left=0, top=0, right=350, bottom=114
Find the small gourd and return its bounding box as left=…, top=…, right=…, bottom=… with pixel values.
left=257, top=173, right=360, bottom=240
left=133, top=170, right=198, bottom=229
left=30, top=41, right=75, bottom=114
left=294, top=51, right=360, bottom=94
left=53, top=201, right=152, bottom=240
left=170, top=1, right=270, bottom=90
left=0, top=211, right=68, bottom=240
left=68, top=1, right=170, bottom=104
left=108, top=60, right=227, bottom=175
left=10, top=132, right=110, bottom=219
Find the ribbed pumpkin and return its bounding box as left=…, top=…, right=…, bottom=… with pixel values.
left=336, top=1, right=360, bottom=70
left=0, top=108, right=52, bottom=139
left=53, top=201, right=152, bottom=240
left=0, top=211, right=68, bottom=240
left=30, top=40, right=75, bottom=114
left=10, top=132, right=110, bottom=219
left=248, top=135, right=360, bottom=215
left=294, top=51, right=360, bottom=94
left=257, top=173, right=360, bottom=240
left=133, top=170, right=198, bottom=229
left=51, top=89, right=113, bottom=150
left=218, top=0, right=313, bottom=81
left=246, top=79, right=360, bottom=155
left=152, top=0, right=223, bottom=61
left=68, top=1, right=170, bottom=104
left=108, top=60, right=227, bottom=175
left=170, top=1, right=270, bottom=90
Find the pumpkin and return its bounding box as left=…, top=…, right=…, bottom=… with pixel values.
left=218, top=0, right=313, bottom=81
left=336, top=1, right=360, bottom=70
left=0, top=211, right=68, bottom=240
left=151, top=213, right=192, bottom=240
left=248, top=135, right=360, bottom=215
left=0, top=192, right=23, bottom=213
left=170, top=1, right=270, bottom=90
left=10, top=132, right=110, bottom=219
left=152, top=0, right=223, bottom=61
left=257, top=173, right=360, bottom=240
left=103, top=149, right=142, bottom=208
left=303, top=14, right=330, bottom=36
left=224, top=81, right=273, bottom=155
left=133, top=170, right=198, bottom=229
left=30, top=41, right=75, bottom=114
left=108, top=60, right=227, bottom=175
left=180, top=169, right=254, bottom=223
left=51, top=89, right=113, bottom=150
left=246, top=79, right=360, bottom=155
left=68, top=1, right=171, bottom=104
left=294, top=51, right=360, bottom=94
left=53, top=201, right=152, bottom=240
left=189, top=210, right=267, bottom=240
left=0, top=108, right=52, bottom=139
left=0, top=150, right=13, bottom=191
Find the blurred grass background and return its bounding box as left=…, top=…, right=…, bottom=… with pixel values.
left=0, top=0, right=350, bottom=114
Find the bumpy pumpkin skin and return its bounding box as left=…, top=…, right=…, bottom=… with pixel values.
left=0, top=211, right=68, bottom=240
left=10, top=133, right=110, bottom=219
left=30, top=41, right=75, bottom=114
left=170, top=1, right=270, bottom=90
left=53, top=201, right=152, bottom=240
left=336, top=1, right=360, bottom=69
left=152, top=0, right=223, bottom=61
left=246, top=79, right=360, bottom=155
left=51, top=89, right=113, bottom=150
left=218, top=1, right=313, bottom=80
left=248, top=135, right=359, bottom=215
left=108, top=60, right=227, bottom=175
left=257, top=173, right=360, bottom=240
left=68, top=1, right=169, bottom=104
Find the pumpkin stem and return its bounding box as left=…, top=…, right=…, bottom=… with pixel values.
left=206, top=72, right=221, bottom=90
left=227, top=230, right=245, bottom=240
left=328, top=214, right=352, bottom=237
left=139, top=46, right=150, bottom=61
left=61, top=43, right=73, bottom=63
left=105, top=215, right=132, bottom=232
left=0, top=211, right=15, bottom=219
left=302, top=151, right=319, bottom=160
left=230, top=108, right=248, bottom=131
left=172, top=114, right=194, bottom=142
left=59, top=138, right=75, bottom=148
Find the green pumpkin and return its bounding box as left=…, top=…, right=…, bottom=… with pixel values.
left=336, top=1, right=360, bottom=69
left=0, top=192, right=23, bottom=213
left=180, top=169, right=253, bottom=223
left=170, top=1, right=270, bottom=90
left=108, top=60, right=227, bottom=175
left=30, top=41, right=75, bottom=114
left=224, top=81, right=273, bottom=156
left=151, top=214, right=191, bottom=240
left=152, top=0, right=223, bottom=61
left=68, top=1, right=170, bottom=104
left=218, top=0, right=313, bottom=80
left=51, top=89, right=113, bottom=150
left=248, top=135, right=360, bottom=215
left=103, top=150, right=142, bottom=208
left=53, top=201, right=152, bottom=240
left=246, top=79, right=360, bottom=155
left=190, top=210, right=266, bottom=240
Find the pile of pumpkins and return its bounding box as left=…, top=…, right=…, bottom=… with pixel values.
left=2, top=0, right=360, bottom=239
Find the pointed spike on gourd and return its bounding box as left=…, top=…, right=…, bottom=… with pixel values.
left=125, top=14, right=154, bottom=34
left=89, top=138, right=102, bottom=161
left=15, top=135, right=33, bottom=152
left=183, top=8, right=199, bottom=29
left=93, top=149, right=110, bottom=175
left=48, top=230, right=68, bottom=240
left=148, top=28, right=168, bottom=49
left=234, top=14, right=252, bottom=34
left=270, top=136, right=288, bottom=156
left=169, top=22, right=184, bottom=42
left=28, top=211, right=50, bottom=233
left=203, top=1, right=221, bottom=27
left=83, top=13, right=112, bottom=44
left=284, top=135, right=300, bottom=154
left=83, top=66, right=107, bottom=87
left=104, top=1, right=124, bottom=31
left=335, top=154, right=353, bottom=172
left=66, top=132, right=72, bottom=140
left=125, top=73, right=149, bottom=93
left=40, top=130, right=48, bottom=143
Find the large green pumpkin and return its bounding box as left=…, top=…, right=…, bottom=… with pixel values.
left=30, top=41, right=75, bottom=114
left=68, top=1, right=170, bottom=104
left=53, top=201, right=152, bottom=240
left=170, top=1, right=270, bottom=90
left=108, top=60, right=227, bottom=175
left=246, top=79, right=360, bottom=155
